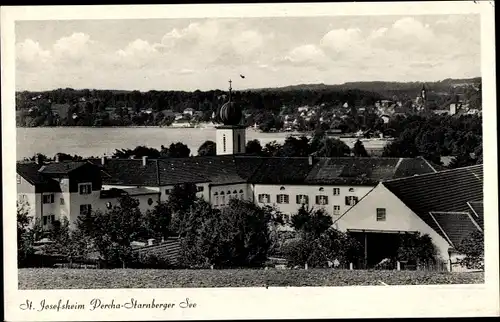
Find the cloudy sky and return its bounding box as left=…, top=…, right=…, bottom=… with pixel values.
left=16, top=14, right=480, bottom=91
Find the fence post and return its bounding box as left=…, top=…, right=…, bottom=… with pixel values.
left=305, top=263, right=308, bottom=270
left=349, top=262, right=353, bottom=270
left=396, top=261, right=401, bottom=271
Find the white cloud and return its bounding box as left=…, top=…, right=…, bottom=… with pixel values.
left=282, top=44, right=327, bottom=66
left=320, top=28, right=363, bottom=52
left=15, top=16, right=480, bottom=91
left=16, top=39, right=51, bottom=64
left=53, top=32, right=93, bottom=61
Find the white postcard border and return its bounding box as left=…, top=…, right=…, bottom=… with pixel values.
left=2, top=2, right=498, bottom=321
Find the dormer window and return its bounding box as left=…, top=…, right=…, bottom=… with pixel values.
left=79, top=183, right=92, bottom=195
left=280, top=186, right=286, bottom=191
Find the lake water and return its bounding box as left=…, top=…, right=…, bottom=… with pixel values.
left=16, top=127, right=389, bottom=160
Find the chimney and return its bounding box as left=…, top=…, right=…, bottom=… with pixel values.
left=142, top=156, right=148, bottom=166
left=55, top=154, right=60, bottom=163
left=101, top=156, right=106, bottom=165
left=35, top=154, right=40, bottom=165
left=308, top=155, right=314, bottom=166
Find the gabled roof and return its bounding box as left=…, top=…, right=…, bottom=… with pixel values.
left=89, top=156, right=437, bottom=187
left=429, top=211, right=482, bottom=248
left=383, top=165, right=483, bottom=243
left=16, top=162, right=60, bottom=190
left=467, top=201, right=484, bottom=229
left=38, top=161, right=91, bottom=175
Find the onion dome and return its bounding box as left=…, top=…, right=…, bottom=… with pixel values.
left=219, top=101, right=242, bottom=126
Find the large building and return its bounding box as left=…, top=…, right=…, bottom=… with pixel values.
left=16, top=154, right=438, bottom=230
left=334, top=164, right=483, bottom=270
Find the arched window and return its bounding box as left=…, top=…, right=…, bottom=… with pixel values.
left=214, top=192, right=219, bottom=205
left=349, top=188, right=355, bottom=192
left=280, top=186, right=286, bottom=191
left=227, top=191, right=231, bottom=195
left=147, top=198, right=153, bottom=206
left=223, top=134, right=227, bottom=152
left=106, top=202, right=112, bottom=209
left=220, top=191, right=225, bottom=205
left=239, top=189, right=244, bottom=200
left=319, top=187, right=324, bottom=192
left=237, top=134, right=241, bottom=153
left=233, top=190, right=238, bottom=194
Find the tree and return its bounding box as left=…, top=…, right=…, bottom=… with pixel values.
left=168, top=183, right=199, bottom=234
left=246, top=139, right=263, bottom=155
left=179, top=199, right=275, bottom=268
left=457, top=230, right=484, bottom=270
left=316, top=137, right=351, bottom=157
left=17, top=201, right=37, bottom=267
left=280, top=136, right=310, bottom=157
left=197, top=140, right=216, bottom=156
left=291, top=206, right=332, bottom=239
left=262, top=141, right=282, bottom=157
left=352, top=139, right=369, bottom=157
left=167, top=142, right=191, bottom=158
left=448, top=152, right=476, bottom=169
left=76, top=195, right=146, bottom=268
left=397, top=232, right=438, bottom=267
left=144, top=201, right=173, bottom=240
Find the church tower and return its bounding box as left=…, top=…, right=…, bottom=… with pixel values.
left=215, top=80, right=246, bottom=155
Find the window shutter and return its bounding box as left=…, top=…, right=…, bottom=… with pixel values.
left=345, top=196, right=349, bottom=205
left=296, top=195, right=300, bottom=204
left=316, top=196, right=319, bottom=204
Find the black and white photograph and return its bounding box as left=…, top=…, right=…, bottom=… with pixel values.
left=2, top=2, right=498, bottom=320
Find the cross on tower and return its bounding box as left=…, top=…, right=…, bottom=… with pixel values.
left=228, top=79, right=232, bottom=101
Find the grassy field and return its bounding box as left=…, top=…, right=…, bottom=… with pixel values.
left=19, top=268, right=484, bottom=289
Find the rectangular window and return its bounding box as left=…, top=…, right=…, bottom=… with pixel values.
left=345, top=196, right=359, bottom=206
left=165, top=189, right=171, bottom=195
left=50, top=215, right=55, bottom=223
left=78, top=183, right=92, bottom=195
left=296, top=195, right=309, bottom=205
left=333, top=205, right=341, bottom=215
left=80, top=204, right=92, bottom=216
left=60, top=198, right=65, bottom=205
left=197, top=186, right=204, bottom=192
left=316, top=195, right=329, bottom=205
left=17, top=174, right=21, bottom=184
left=333, top=188, right=340, bottom=196
left=215, top=196, right=219, bottom=205
left=42, top=194, right=54, bottom=204
left=276, top=194, right=289, bottom=204
left=258, top=194, right=270, bottom=204
left=376, top=208, right=386, bottom=221
left=43, top=216, right=48, bottom=226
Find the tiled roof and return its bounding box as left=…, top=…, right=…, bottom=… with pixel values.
left=17, top=162, right=60, bottom=190
left=132, top=238, right=181, bottom=265
left=384, top=165, right=483, bottom=241
left=468, top=201, right=484, bottom=229
left=430, top=212, right=481, bottom=248
left=38, top=161, right=90, bottom=175
left=250, top=157, right=313, bottom=185
left=89, top=156, right=437, bottom=187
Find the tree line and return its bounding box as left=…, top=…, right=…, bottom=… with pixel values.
left=17, top=79, right=481, bottom=130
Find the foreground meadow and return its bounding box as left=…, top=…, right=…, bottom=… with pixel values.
left=19, top=268, right=484, bottom=289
